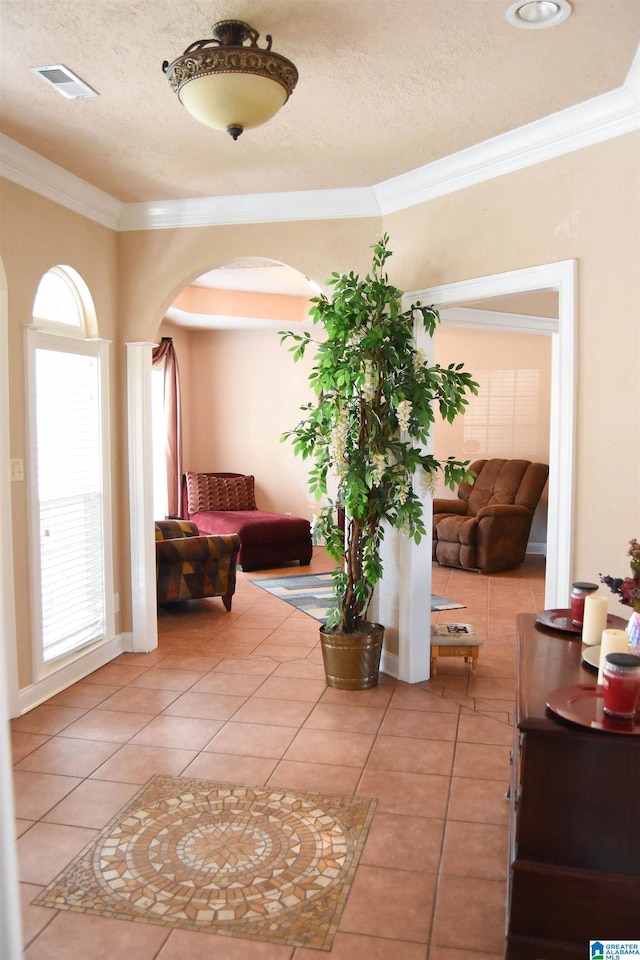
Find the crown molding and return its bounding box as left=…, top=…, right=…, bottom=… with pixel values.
left=1, top=45, right=638, bottom=232
left=117, top=187, right=380, bottom=232
left=374, top=81, right=640, bottom=214
left=0, top=134, right=122, bottom=229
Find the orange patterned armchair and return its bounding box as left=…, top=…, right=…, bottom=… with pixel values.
left=155, top=520, right=240, bottom=609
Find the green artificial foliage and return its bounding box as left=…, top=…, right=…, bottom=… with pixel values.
left=280, top=235, right=478, bottom=635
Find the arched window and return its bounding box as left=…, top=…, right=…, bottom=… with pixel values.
left=27, top=267, right=112, bottom=673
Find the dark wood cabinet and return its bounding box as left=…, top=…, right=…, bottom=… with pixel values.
left=506, top=614, right=640, bottom=960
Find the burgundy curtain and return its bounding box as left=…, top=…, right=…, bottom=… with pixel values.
left=152, top=338, right=182, bottom=517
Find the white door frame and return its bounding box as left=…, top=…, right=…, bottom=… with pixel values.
left=392, top=259, right=576, bottom=683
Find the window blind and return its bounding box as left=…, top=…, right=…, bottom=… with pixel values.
left=34, top=347, right=106, bottom=661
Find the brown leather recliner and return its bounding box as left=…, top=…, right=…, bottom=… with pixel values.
left=432, top=458, right=549, bottom=573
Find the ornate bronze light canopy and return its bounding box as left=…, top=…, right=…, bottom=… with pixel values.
left=163, top=19, right=298, bottom=140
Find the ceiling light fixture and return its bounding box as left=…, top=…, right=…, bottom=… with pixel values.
left=506, top=0, right=571, bottom=29
left=163, top=19, right=298, bottom=140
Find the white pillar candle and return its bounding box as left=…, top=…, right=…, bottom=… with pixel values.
left=597, top=628, right=630, bottom=685
left=581, top=594, right=609, bottom=646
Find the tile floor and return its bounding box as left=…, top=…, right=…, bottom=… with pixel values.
left=11, top=549, right=546, bottom=960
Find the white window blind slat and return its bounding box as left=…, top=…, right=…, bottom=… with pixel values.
left=34, top=348, right=106, bottom=662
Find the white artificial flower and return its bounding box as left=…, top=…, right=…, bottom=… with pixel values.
left=372, top=452, right=386, bottom=484
left=361, top=359, right=376, bottom=402
left=396, top=399, right=413, bottom=432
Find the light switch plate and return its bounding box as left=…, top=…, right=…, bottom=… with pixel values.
left=10, top=459, right=24, bottom=482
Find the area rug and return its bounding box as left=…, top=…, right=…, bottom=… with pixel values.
left=249, top=571, right=465, bottom=621
left=33, top=775, right=376, bottom=951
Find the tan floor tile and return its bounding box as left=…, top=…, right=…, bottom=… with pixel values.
left=361, top=811, right=445, bottom=873
left=23, top=910, right=171, bottom=959
left=14, top=737, right=120, bottom=777
left=85, top=663, right=150, bottom=686
left=13, top=771, right=82, bottom=820
left=20, top=882, right=53, bottom=949
left=127, top=667, right=207, bottom=691
left=10, top=705, right=87, bottom=736
left=441, top=821, right=510, bottom=880
left=295, top=931, right=428, bottom=959
left=429, top=946, right=503, bottom=960
left=268, top=759, right=362, bottom=795
left=42, top=779, right=140, bottom=828
left=181, top=751, right=278, bottom=784
left=467, top=677, right=517, bottom=701
left=231, top=696, right=315, bottom=727
left=90, top=744, right=198, bottom=783
left=150, top=653, right=223, bottom=671
left=16, top=818, right=35, bottom=837
left=206, top=625, right=275, bottom=644
left=11, top=731, right=50, bottom=764
left=357, top=768, right=450, bottom=819
left=114, top=649, right=168, bottom=666
left=271, top=659, right=327, bottom=679
left=390, top=686, right=461, bottom=713
left=340, top=864, right=436, bottom=942
left=284, top=727, right=375, bottom=767
left=189, top=672, right=266, bottom=696
left=379, top=708, right=459, bottom=741
left=46, top=683, right=120, bottom=708
left=162, top=690, right=247, bottom=720
left=214, top=657, right=279, bottom=676
left=56, top=709, right=153, bottom=743
left=447, top=777, right=510, bottom=825
left=130, top=714, right=224, bottom=749
left=258, top=628, right=318, bottom=647
left=156, top=929, right=294, bottom=959
left=452, top=742, right=511, bottom=781
left=17, top=821, right=96, bottom=884
left=252, top=643, right=320, bottom=661
left=13, top=555, right=544, bottom=958
left=98, top=687, right=181, bottom=714
left=456, top=711, right=513, bottom=746
left=320, top=680, right=396, bottom=707
left=204, top=721, right=298, bottom=758
left=431, top=876, right=507, bottom=954
left=199, top=641, right=266, bottom=659
left=366, top=735, right=454, bottom=777
left=303, top=702, right=386, bottom=734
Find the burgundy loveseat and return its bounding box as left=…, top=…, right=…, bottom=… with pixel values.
left=182, top=472, right=312, bottom=571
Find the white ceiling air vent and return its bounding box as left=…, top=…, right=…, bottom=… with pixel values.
left=30, top=64, right=98, bottom=99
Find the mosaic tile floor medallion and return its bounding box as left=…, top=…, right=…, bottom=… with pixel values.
left=34, top=775, right=376, bottom=950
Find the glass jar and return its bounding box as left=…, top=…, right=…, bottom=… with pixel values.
left=570, top=581, right=598, bottom=626
left=602, top=652, right=640, bottom=719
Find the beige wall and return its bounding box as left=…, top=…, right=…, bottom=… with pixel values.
left=2, top=129, right=639, bottom=691
left=1, top=179, right=120, bottom=686
left=387, top=132, right=640, bottom=590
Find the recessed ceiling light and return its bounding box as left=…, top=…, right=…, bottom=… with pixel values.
left=506, top=0, right=572, bottom=29
left=31, top=64, right=98, bottom=99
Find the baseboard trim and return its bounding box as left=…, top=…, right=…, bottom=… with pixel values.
left=380, top=648, right=400, bottom=681
left=16, top=632, right=134, bottom=716
left=527, top=542, right=547, bottom=556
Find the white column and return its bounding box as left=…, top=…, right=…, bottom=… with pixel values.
left=126, top=342, right=158, bottom=653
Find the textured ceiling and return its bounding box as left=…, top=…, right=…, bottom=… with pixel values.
left=1, top=0, right=639, bottom=205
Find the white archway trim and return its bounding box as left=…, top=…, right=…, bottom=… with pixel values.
left=127, top=342, right=158, bottom=654
left=392, top=260, right=575, bottom=682
left=0, top=259, right=23, bottom=958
